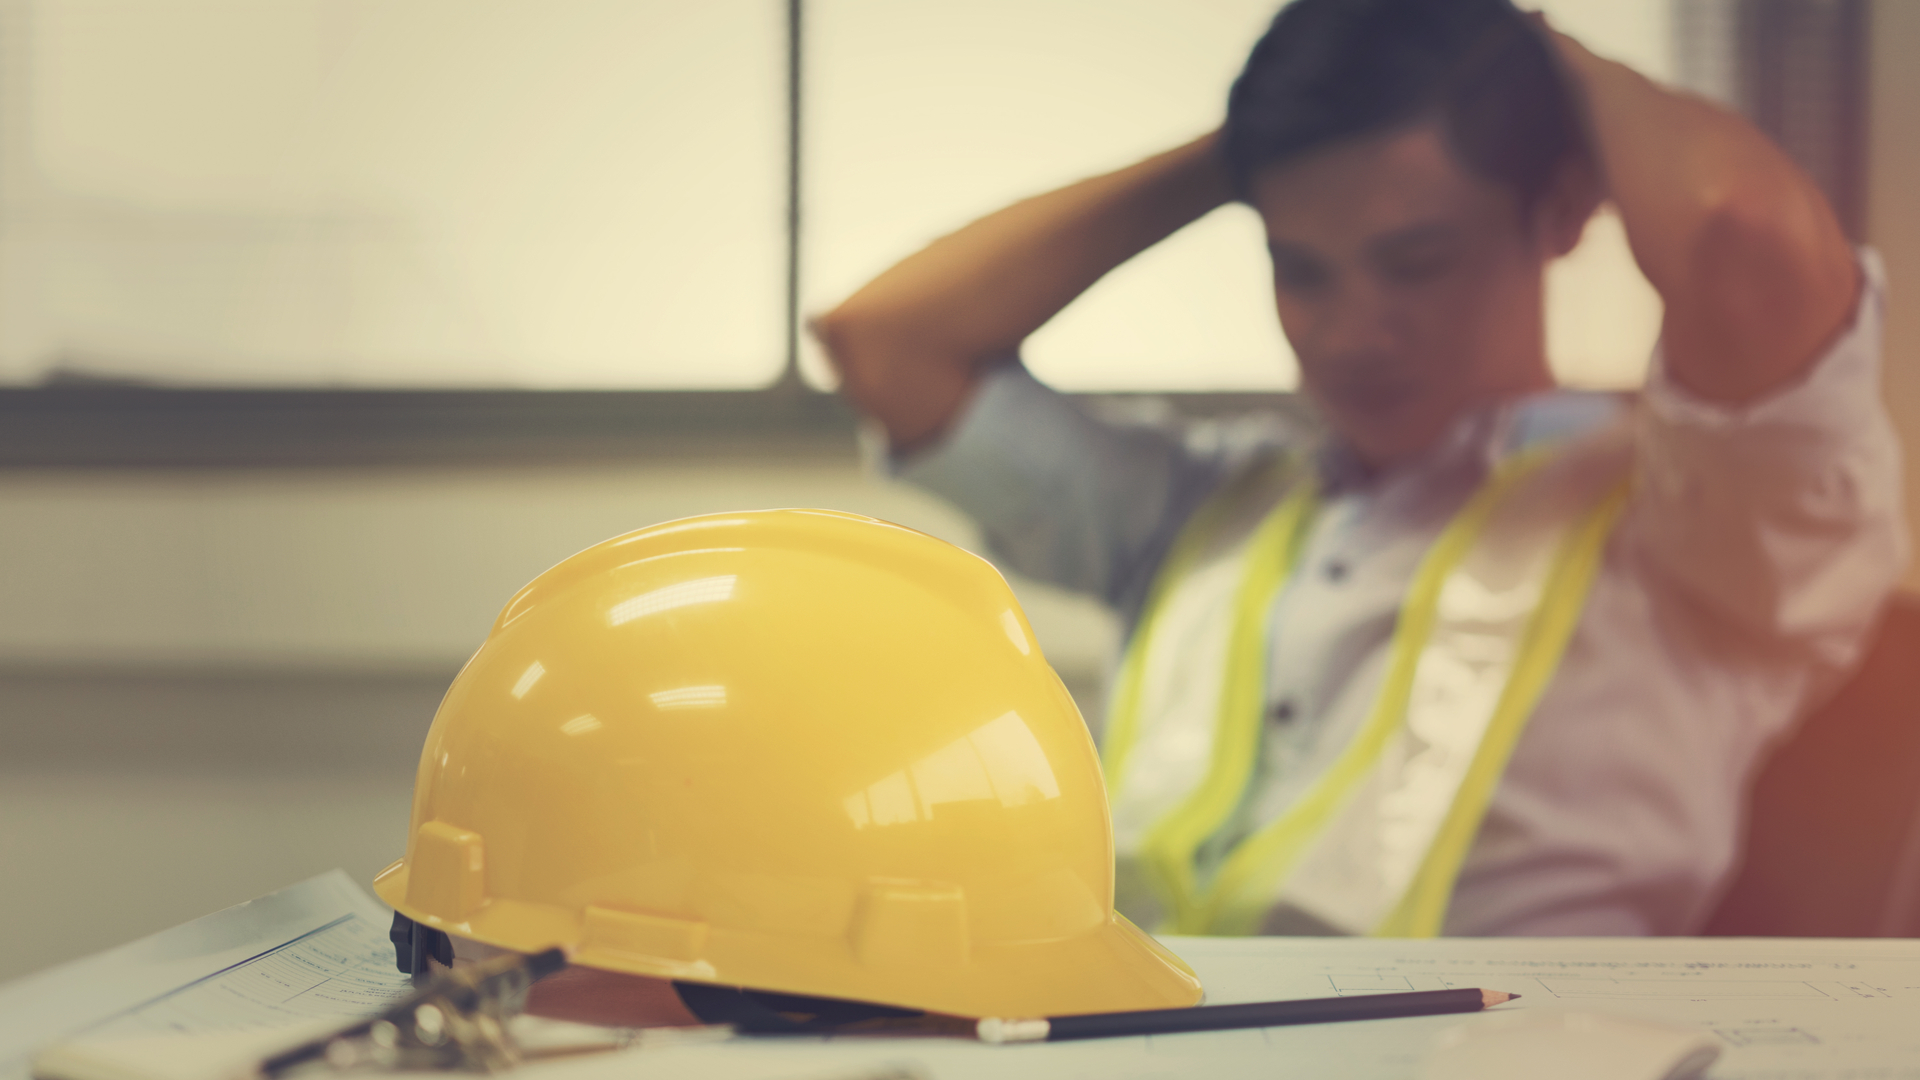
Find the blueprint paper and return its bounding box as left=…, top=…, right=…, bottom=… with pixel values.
left=0, top=870, right=409, bottom=1080
left=1158, top=936, right=1920, bottom=1080
left=515, top=937, right=1920, bottom=1080
left=80, top=908, right=406, bottom=1039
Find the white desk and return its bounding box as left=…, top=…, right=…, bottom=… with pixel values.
left=4, top=873, right=1916, bottom=1080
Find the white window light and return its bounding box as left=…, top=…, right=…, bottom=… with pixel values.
left=2, top=0, right=787, bottom=389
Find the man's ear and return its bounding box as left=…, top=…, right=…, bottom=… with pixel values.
left=1532, top=155, right=1604, bottom=258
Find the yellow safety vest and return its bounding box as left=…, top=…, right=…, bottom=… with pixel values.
left=1101, top=423, right=1633, bottom=938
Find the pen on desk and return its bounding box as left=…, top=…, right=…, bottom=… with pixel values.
left=975, top=988, right=1519, bottom=1044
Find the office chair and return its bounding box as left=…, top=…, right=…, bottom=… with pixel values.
left=1704, top=593, right=1920, bottom=937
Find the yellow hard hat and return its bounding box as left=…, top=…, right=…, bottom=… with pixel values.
left=374, top=508, right=1201, bottom=1019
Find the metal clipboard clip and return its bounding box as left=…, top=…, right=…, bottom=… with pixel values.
left=257, top=948, right=568, bottom=1075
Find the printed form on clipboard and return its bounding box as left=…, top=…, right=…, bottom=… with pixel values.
left=0, top=871, right=410, bottom=1080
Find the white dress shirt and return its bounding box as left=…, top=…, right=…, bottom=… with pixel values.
left=894, top=252, right=1908, bottom=935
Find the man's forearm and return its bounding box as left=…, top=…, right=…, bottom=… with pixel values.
left=1549, top=30, right=1859, bottom=404
left=813, top=132, right=1232, bottom=450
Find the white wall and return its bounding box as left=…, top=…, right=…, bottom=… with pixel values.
left=1870, top=0, right=1920, bottom=593
left=0, top=455, right=1122, bottom=683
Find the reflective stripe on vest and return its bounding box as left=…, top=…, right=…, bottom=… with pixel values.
left=1101, top=424, right=1633, bottom=937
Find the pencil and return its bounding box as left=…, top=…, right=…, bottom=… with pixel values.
left=975, top=988, right=1519, bottom=1043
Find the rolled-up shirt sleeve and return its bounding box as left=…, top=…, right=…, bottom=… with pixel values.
left=890, top=363, right=1245, bottom=617
left=1628, top=249, right=1909, bottom=677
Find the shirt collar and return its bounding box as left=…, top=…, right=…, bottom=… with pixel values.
left=1312, top=389, right=1626, bottom=497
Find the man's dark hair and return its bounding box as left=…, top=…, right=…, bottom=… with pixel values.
left=1223, top=0, right=1587, bottom=213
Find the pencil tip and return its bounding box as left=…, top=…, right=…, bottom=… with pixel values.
left=1482, top=989, right=1521, bottom=1007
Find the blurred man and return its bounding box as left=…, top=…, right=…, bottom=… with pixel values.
left=814, top=0, right=1907, bottom=936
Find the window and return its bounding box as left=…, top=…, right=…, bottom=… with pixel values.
left=3, top=0, right=1677, bottom=398
left=1, top=0, right=787, bottom=388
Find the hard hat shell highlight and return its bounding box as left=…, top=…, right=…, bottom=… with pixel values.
left=375, top=509, right=1201, bottom=1018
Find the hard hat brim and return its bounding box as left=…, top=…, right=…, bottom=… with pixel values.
left=376, top=860, right=1201, bottom=1019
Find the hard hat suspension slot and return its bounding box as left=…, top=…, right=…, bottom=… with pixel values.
left=671, top=981, right=925, bottom=1033
left=389, top=911, right=454, bottom=984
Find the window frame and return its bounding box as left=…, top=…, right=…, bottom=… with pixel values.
left=0, top=0, right=1860, bottom=468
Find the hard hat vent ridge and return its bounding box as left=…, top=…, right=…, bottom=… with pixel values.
left=852, top=880, right=970, bottom=969
left=581, top=906, right=712, bottom=969
left=405, top=821, right=486, bottom=922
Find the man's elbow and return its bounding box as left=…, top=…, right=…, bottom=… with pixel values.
left=1689, top=176, right=1857, bottom=340
left=1665, top=177, right=1859, bottom=400
left=811, top=303, right=915, bottom=413
left=809, top=303, right=978, bottom=451
left=809, top=304, right=878, bottom=393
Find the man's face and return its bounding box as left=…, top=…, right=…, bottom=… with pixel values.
left=1248, top=124, right=1556, bottom=467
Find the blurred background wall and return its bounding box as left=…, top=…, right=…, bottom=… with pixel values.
left=2, top=0, right=1914, bottom=983
left=1871, top=0, right=1920, bottom=593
